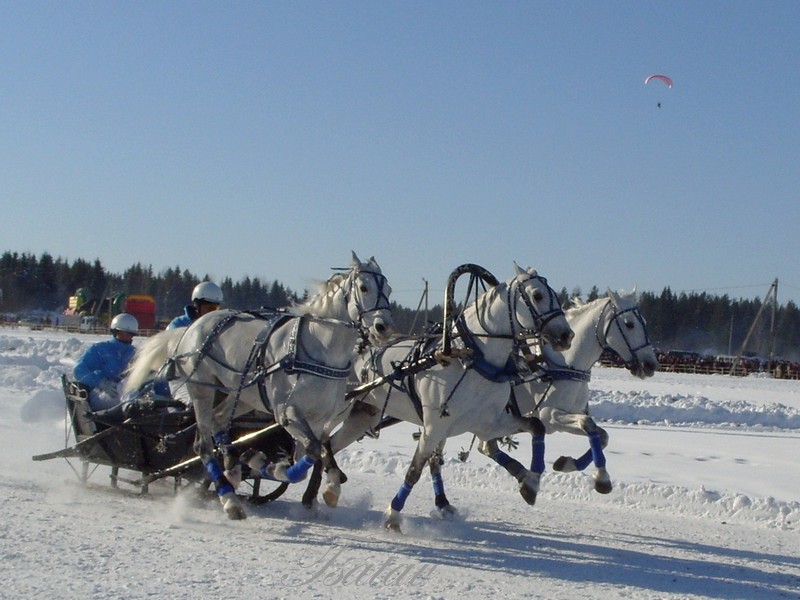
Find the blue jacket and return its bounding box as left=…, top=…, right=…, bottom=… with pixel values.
left=73, top=337, right=136, bottom=389
left=166, top=304, right=198, bottom=330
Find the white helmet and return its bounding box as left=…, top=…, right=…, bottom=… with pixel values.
left=110, top=313, right=139, bottom=335
left=191, top=281, right=223, bottom=304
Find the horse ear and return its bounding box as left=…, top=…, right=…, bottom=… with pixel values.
left=607, top=288, right=622, bottom=305
left=351, top=250, right=361, bottom=266
left=514, top=261, right=525, bottom=276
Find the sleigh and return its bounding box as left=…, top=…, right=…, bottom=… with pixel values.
left=32, top=374, right=294, bottom=504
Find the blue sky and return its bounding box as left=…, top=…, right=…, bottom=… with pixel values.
left=2, top=1, right=799, bottom=309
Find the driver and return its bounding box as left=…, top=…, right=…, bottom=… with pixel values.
left=165, top=281, right=224, bottom=406
left=167, top=281, right=224, bottom=329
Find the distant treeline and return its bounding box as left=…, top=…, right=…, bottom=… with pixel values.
left=1, top=251, right=799, bottom=359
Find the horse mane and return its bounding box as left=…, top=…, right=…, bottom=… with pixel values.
left=565, top=296, right=596, bottom=317
left=291, top=272, right=349, bottom=317
left=566, top=289, right=637, bottom=317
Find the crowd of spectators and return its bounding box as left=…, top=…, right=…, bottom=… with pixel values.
left=601, top=349, right=800, bottom=379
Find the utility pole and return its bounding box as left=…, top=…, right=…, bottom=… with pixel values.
left=408, top=278, right=429, bottom=335
left=729, top=278, right=778, bottom=375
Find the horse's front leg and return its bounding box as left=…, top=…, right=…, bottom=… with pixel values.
left=428, top=441, right=457, bottom=519
left=301, top=441, right=349, bottom=509
left=193, top=429, right=247, bottom=520
left=544, top=408, right=612, bottom=494
left=244, top=404, right=320, bottom=483
left=322, top=402, right=382, bottom=508
left=385, top=434, right=440, bottom=533
left=478, top=416, right=545, bottom=506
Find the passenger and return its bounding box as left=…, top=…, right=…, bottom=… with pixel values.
left=72, top=313, right=139, bottom=411
left=166, top=281, right=224, bottom=329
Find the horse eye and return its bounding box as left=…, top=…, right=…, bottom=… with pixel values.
left=533, top=291, right=543, bottom=302
left=360, top=284, right=369, bottom=293
left=625, top=320, right=635, bottom=330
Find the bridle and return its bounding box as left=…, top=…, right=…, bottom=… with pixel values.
left=595, top=298, right=651, bottom=370
left=341, top=265, right=392, bottom=332
left=507, top=273, right=565, bottom=339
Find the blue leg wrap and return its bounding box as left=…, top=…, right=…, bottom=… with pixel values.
left=391, top=481, right=413, bottom=512
left=492, top=450, right=513, bottom=468
left=205, top=459, right=234, bottom=497
left=588, top=431, right=607, bottom=468
left=432, top=472, right=445, bottom=497
left=432, top=473, right=449, bottom=509
left=574, top=449, right=593, bottom=471
left=263, top=455, right=316, bottom=483
left=285, top=455, right=316, bottom=483
left=531, top=434, right=545, bottom=474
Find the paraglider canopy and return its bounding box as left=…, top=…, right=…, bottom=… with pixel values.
left=644, top=74, right=673, bottom=88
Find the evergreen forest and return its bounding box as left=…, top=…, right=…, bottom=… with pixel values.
left=2, top=251, right=798, bottom=361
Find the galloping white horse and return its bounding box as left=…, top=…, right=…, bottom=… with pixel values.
left=124, top=253, right=395, bottom=519
left=484, top=289, right=658, bottom=495
left=314, top=264, right=574, bottom=531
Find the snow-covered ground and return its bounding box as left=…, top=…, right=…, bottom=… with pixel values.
left=2, top=327, right=798, bottom=599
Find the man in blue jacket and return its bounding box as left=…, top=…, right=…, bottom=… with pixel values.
left=167, top=281, right=223, bottom=329
left=73, top=313, right=138, bottom=410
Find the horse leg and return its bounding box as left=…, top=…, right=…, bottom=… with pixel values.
left=428, top=441, right=457, bottom=519
left=479, top=416, right=545, bottom=506
left=192, top=387, right=247, bottom=520
left=546, top=409, right=612, bottom=494
left=303, top=461, right=324, bottom=510
left=586, top=422, right=611, bottom=493
left=243, top=405, right=319, bottom=484
left=301, top=401, right=380, bottom=508
left=301, top=442, right=348, bottom=509
left=385, top=434, right=439, bottom=533
left=194, top=430, right=246, bottom=520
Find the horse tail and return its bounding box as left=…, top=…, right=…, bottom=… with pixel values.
left=123, top=328, right=186, bottom=393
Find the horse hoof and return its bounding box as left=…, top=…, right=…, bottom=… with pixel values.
left=384, top=521, right=403, bottom=533
left=594, top=480, right=613, bottom=494
left=434, top=504, right=457, bottom=520
left=220, top=494, right=247, bottom=520
left=553, top=456, right=577, bottom=472
left=594, top=469, right=612, bottom=494
left=226, top=505, right=247, bottom=520
left=241, top=449, right=267, bottom=472
left=322, top=488, right=339, bottom=508
left=519, top=485, right=538, bottom=506
left=383, top=508, right=403, bottom=533
left=518, top=472, right=540, bottom=506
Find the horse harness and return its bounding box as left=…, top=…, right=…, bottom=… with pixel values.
left=167, top=309, right=355, bottom=418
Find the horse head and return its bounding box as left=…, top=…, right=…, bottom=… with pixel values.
left=344, top=251, right=396, bottom=346
left=601, top=288, right=659, bottom=378
left=511, top=262, right=573, bottom=351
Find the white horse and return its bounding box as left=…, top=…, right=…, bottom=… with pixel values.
left=482, top=289, right=658, bottom=495
left=124, top=253, right=395, bottom=519
left=314, top=264, right=574, bottom=531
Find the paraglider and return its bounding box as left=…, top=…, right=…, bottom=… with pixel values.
left=645, top=74, right=672, bottom=108
left=644, top=74, right=673, bottom=88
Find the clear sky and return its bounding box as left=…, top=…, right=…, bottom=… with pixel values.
left=2, top=1, right=799, bottom=309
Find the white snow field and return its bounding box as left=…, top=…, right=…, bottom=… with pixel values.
left=1, top=328, right=798, bottom=599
